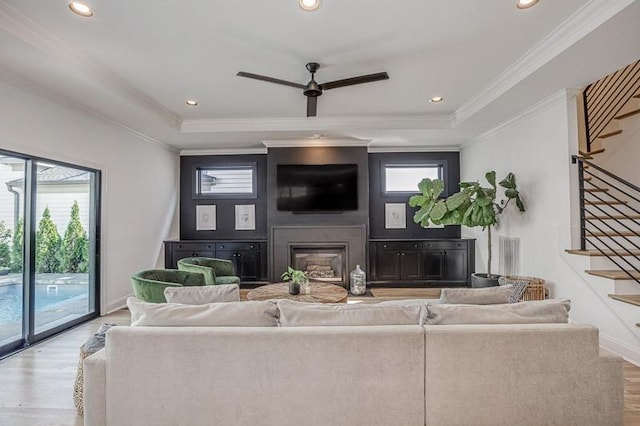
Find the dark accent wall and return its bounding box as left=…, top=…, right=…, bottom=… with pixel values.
left=266, top=147, right=369, bottom=229
left=368, top=152, right=461, bottom=239
left=180, top=155, right=268, bottom=240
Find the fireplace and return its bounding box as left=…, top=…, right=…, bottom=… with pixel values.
left=271, top=225, right=367, bottom=288
left=291, top=245, right=346, bottom=284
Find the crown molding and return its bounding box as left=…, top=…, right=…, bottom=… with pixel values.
left=0, top=68, right=178, bottom=153
left=452, top=0, right=637, bottom=127
left=180, top=148, right=268, bottom=156
left=462, top=89, right=569, bottom=149
left=367, top=145, right=460, bottom=153
left=0, top=1, right=182, bottom=129
left=181, top=115, right=451, bottom=133
left=262, top=139, right=370, bottom=148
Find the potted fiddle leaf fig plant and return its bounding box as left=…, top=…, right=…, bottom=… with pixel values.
left=408, top=171, right=525, bottom=287
left=281, top=266, right=309, bottom=295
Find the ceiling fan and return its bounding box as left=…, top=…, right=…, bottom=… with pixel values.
left=236, top=62, right=389, bottom=117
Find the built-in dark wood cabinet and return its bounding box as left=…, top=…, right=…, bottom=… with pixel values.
left=369, top=239, right=475, bottom=287
left=164, top=240, right=268, bottom=282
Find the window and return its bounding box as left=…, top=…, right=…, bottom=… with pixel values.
left=195, top=164, right=257, bottom=198
left=384, top=164, right=441, bottom=193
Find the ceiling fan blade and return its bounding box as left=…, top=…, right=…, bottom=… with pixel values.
left=307, top=96, right=318, bottom=117
left=320, top=72, right=389, bottom=90
left=236, top=72, right=306, bottom=89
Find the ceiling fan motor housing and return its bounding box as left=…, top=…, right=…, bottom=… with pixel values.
left=304, top=81, right=322, bottom=98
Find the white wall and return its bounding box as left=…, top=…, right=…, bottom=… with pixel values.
left=460, top=90, right=640, bottom=362
left=0, top=79, right=180, bottom=313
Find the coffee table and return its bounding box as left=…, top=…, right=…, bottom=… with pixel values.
left=247, top=282, right=348, bottom=303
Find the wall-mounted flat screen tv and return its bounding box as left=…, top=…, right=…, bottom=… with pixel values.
left=277, top=164, right=358, bottom=212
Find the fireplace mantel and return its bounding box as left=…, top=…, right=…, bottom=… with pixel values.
left=270, top=225, right=367, bottom=287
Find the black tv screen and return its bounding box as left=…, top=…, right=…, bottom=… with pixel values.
left=277, top=164, right=358, bottom=212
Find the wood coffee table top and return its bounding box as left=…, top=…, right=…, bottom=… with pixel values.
left=246, top=282, right=348, bottom=303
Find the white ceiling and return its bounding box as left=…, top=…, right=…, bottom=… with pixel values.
left=1, top=0, right=639, bottom=152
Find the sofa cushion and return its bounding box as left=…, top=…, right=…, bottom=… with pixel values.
left=425, top=299, right=570, bottom=325
left=163, top=283, right=240, bottom=304
left=440, top=284, right=514, bottom=305
left=127, top=297, right=278, bottom=327
left=277, top=299, right=424, bottom=326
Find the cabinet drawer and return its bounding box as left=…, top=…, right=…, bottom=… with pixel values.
left=215, top=242, right=259, bottom=251
left=173, top=242, right=214, bottom=251
left=423, top=241, right=466, bottom=250
left=375, top=241, right=422, bottom=250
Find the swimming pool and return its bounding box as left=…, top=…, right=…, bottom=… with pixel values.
left=0, top=283, right=89, bottom=323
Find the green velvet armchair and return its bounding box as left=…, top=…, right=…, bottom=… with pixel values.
left=177, top=257, right=241, bottom=286
left=131, top=269, right=206, bottom=303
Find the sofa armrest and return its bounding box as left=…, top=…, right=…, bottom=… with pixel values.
left=83, top=348, right=106, bottom=426
left=599, top=352, right=624, bottom=426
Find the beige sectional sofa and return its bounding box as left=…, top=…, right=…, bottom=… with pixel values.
left=83, top=298, right=624, bottom=426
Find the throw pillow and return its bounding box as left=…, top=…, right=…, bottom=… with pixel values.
left=425, top=299, right=570, bottom=325
left=127, top=297, right=278, bottom=327
left=440, top=285, right=514, bottom=305
left=277, top=299, right=424, bottom=326
left=498, top=276, right=532, bottom=303
left=163, top=283, right=240, bottom=304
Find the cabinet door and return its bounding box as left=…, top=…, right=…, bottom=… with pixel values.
left=422, top=250, right=444, bottom=280
left=400, top=250, right=422, bottom=280
left=443, top=249, right=468, bottom=283
left=375, top=248, right=401, bottom=280
left=236, top=251, right=261, bottom=281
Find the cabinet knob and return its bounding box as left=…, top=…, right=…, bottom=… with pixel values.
left=396, top=252, right=401, bottom=256
left=383, top=244, right=388, bottom=248
left=250, top=245, right=254, bottom=249
left=220, top=245, right=225, bottom=249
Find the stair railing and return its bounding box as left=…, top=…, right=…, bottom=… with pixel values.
left=583, top=59, right=640, bottom=152
left=572, top=155, right=640, bottom=284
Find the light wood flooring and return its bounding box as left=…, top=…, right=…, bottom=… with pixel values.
left=0, top=301, right=639, bottom=425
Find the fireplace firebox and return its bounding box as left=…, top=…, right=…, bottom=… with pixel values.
left=291, top=246, right=346, bottom=284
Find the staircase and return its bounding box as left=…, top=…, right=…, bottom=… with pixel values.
left=570, top=60, right=640, bottom=331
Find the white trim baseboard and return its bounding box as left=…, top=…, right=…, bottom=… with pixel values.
left=600, top=332, right=640, bottom=367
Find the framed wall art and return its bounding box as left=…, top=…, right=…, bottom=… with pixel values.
left=235, top=204, right=256, bottom=230
left=384, top=203, right=406, bottom=229
left=196, top=204, right=216, bottom=231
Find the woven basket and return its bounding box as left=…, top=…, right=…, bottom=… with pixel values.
left=503, top=275, right=546, bottom=301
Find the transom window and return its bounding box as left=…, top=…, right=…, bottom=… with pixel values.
left=384, top=164, right=441, bottom=193
left=196, top=164, right=257, bottom=198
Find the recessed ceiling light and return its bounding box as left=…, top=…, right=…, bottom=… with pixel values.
left=299, top=0, right=320, bottom=11
left=516, top=0, right=539, bottom=9
left=186, top=100, right=199, bottom=107
left=68, top=2, right=94, bottom=17
left=429, top=96, right=444, bottom=103
left=311, top=134, right=323, bottom=139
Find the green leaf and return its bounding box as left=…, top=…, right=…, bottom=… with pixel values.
left=515, top=196, right=525, bottom=212
left=475, top=194, right=491, bottom=207
left=485, top=171, right=496, bottom=188
left=430, top=200, right=448, bottom=221
left=499, top=172, right=516, bottom=189
left=408, top=194, right=425, bottom=208
left=445, top=191, right=469, bottom=211
left=432, top=179, right=445, bottom=199
left=504, top=189, right=518, bottom=199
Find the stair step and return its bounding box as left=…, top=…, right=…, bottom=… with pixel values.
left=608, top=294, right=640, bottom=307
left=579, top=148, right=606, bottom=155
left=586, top=214, right=640, bottom=220
left=587, top=270, right=640, bottom=280
left=584, top=200, right=627, bottom=205
left=585, top=187, right=609, bottom=193
left=587, top=230, right=638, bottom=237
left=598, top=129, right=623, bottom=139
left=566, top=249, right=640, bottom=257
left=615, top=107, right=640, bottom=120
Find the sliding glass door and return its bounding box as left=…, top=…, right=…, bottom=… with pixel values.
left=0, top=151, right=100, bottom=357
